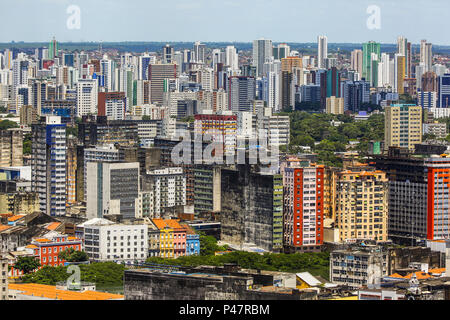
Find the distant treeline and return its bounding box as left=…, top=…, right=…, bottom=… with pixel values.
left=2, top=42, right=450, bottom=55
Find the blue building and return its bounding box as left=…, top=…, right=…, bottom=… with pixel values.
left=438, top=74, right=450, bottom=108
left=186, top=233, right=200, bottom=256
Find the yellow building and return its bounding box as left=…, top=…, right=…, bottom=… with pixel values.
left=384, top=104, right=422, bottom=151
left=66, top=138, right=77, bottom=206
left=396, top=55, right=406, bottom=95
left=152, top=219, right=174, bottom=258
left=281, top=57, right=303, bottom=73
left=0, top=193, right=39, bottom=215
left=326, top=96, right=344, bottom=115
left=334, top=170, right=388, bottom=243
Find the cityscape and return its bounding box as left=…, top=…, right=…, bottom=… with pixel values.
left=2, top=0, right=450, bottom=308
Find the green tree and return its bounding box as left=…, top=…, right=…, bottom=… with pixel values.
left=0, top=120, right=19, bottom=130
left=15, top=256, right=40, bottom=274
left=23, top=133, right=32, bottom=155
left=58, top=248, right=89, bottom=262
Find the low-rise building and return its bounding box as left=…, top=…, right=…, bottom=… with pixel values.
left=25, top=231, right=83, bottom=268
left=330, top=246, right=388, bottom=289
left=80, top=218, right=148, bottom=264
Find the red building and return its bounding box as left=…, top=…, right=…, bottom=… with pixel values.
left=25, top=232, right=83, bottom=268
left=283, top=164, right=324, bottom=251
left=98, top=92, right=127, bottom=120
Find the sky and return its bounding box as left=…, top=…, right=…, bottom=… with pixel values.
left=0, top=0, right=449, bottom=45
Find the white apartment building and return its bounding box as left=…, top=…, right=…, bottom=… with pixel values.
left=86, top=162, right=140, bottom=220
left=76, top=79, right=98, bottom=117
left=80, top=218, right=148, bottom=264
left=146, top=167, right=186, bottom=217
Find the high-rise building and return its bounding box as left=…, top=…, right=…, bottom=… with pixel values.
left=220, top=165, right=283, bottom=252
left=273, top=43, right=290, bottom=60
left=162, top=44, right=174, bottom=64
left=420, top=40, right=433, bottom=72
left=317, top=36, right=328, bottom=69
left=193, top=41, right=206, bottom=64
left=371, top=152, right=450, bottom=242
left=76, top=79, right=98, bottom=117
left=48, top=37, right=58, bottom=60
left=351, top=49, right=363, bottom=76
left=252, top=39, right=273, bottom=77
left=144, top=167, right=186, bottom=218
left=225, top=46, right=239, bottom=73
left=31, top=116, right=66, bottom=217
left=98, top=92, right=127, bottom=120
left=194, top=113, right=237, bottom=156
left=362, top=41, right=380, bottom=85
left=334, top=169, right=388, bottom=243
left=397, top=36, right=411, bottom=77
left=326, top=96, right=344, bottom=114
left=283, top=164, right=325, bottom=250
left=438, top=74, right=450, bottom=108
left=148, top=64, right=177, bottom=104
left=394, top=54, right=406, bottom=94
left=422, top=71, right=438, bottom=92
left=384, top=104, right=422, bottom=151
left=0, top=129, right=23, bottom=167
left=86, top=162, right=140, bottom=220
left=228, top=76, right=256, bottom=113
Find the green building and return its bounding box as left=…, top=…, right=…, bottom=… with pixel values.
left=362, top=41, right=380, bottom=86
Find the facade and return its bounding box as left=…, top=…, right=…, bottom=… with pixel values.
left=371, top=152, right=450, bottom=242
left=0, top=129, right=23, bottom=167
left=0, top=254, right=7, bottom=300
left=25, top=232, right=83, bottom=267
left=334, top=170, right=389, bottom=243
left=31, top=116, right=66, bottom=217
left=76, top=79, right=98, bottom=117
left=253, top=39, right=273, bottom=77
left=330, top=247, right=388, bottom=289
left=317, top=36, right=328, bottom=69
left=98, top=92, right=127, bottom=120
left=362, top=41, right=380, bottom=85
left=145, top=167, right=186, bottom=217
left=326, top=96, right=344, bottom=115
left=423, top=122, right=447, bottom=139
left=0, top=192, right=39, bottom=215
left=148, top=64, right=177, bottom=104
left=220, top=165, right=283, bottom=252
left=86, top=162, right=140, bottom=220
left=228, top=76, right=256, bottom=113
left=194, top=113, right=237, bottom=156
left=283, top=165, right=325, bottom=250
left=82, top=220, right=148, bottom=264
left=384, top=104, right=422, bottom=151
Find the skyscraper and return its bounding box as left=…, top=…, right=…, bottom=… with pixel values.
left=148, top=64, right=177, bottom=104
left=31, top=116, right=66, bottom=217
left=48, top=37, right=58, bottom=60
left=193, top=41, right=206, bottom=64
left=252, top=38, right=273, bottom=77
left=273, top=43, right=290, bottom=60
left=362, top=41, right=380, bottom=84
left=163, top=44, right=174, bottom=64
left=420, top=40, right=433, bottom=72
left=76, top=79, right=98, bottom=117
left=225, top=46, right=239, bottom=73
left=394, top=54, right=406, bottom=94
left=351, top=49, right=363, bottom=76
left=317, top=36, right=328, bottom=69
left=384, top=104, right=422, bottom=151
left=228, top=76, right=256, bottom=113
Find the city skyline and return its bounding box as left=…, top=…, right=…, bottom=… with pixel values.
left=2, top=0, right=450, bottom=45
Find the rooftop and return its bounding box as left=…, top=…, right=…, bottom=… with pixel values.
left=8, top=283, right=124, bottom=300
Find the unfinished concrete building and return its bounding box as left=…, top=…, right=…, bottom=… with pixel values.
left=218, top=164, right=283, bottom=252
left=0, top=128, right=23, bottom=167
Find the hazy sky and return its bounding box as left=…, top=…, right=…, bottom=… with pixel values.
left=1, top=0, right=449, bottom=44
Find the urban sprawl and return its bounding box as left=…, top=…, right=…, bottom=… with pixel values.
left=0, top=36, right=450, bottom=301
